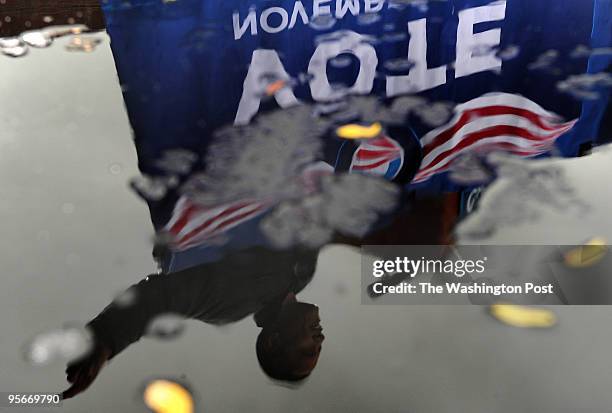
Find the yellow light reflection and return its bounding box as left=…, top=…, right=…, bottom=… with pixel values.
left=336, top=122, right=383, bottom=140
left=564, top=237, right=608, bottom=268
left=144, top=380, right=194, bottom=413
left=489, top=303, right=556, bottom=328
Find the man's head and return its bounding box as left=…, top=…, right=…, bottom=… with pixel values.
left=256, top=294, right=325, bottom=382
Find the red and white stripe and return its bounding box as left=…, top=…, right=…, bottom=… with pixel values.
left=298, top=161, right=334, bottom=194
left=350, top=135, right=404, bottom=177
left=164, top=196, right=272, bottom=251
left=412, top=93, right=577, bottom=183
left=163, top=162, right=335, bottom=252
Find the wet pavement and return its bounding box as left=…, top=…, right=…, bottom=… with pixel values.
left=1, top=2, right=612, bottom=411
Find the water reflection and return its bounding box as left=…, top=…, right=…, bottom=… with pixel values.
left=56, top=90, right=451, bottom=398
left=2, top=0, right=611, bottom=410
left=63, top=246, right=323, bottom=398
left=0, top=25, right=92, bottom=57
left=46, top=0, right=608, bottom=397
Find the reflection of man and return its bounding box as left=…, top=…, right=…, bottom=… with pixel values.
left=63, top=246, right=324, bottom=398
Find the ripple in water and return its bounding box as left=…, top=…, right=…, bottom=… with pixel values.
left=0, top=25, right=90, bottom=58
left=146, top=314, right=186, bottom=341
left=23, top=326, right=94, bottom=365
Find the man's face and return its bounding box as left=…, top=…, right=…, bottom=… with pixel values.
left=276, top=302, right=325, bottom=376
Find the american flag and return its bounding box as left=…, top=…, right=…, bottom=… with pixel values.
left=163, top=162, right=334, bottom=252
left=164, top=196, right=272, bottom=251
left=412, top=93, right=578, bottom=183
left=349, top=135, right=405, bottom=180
